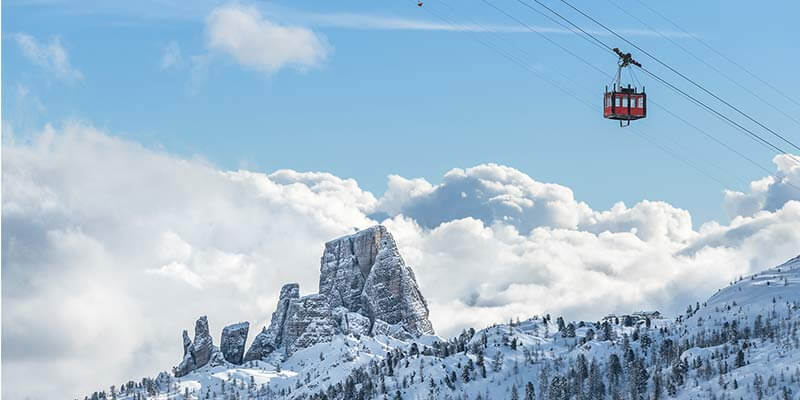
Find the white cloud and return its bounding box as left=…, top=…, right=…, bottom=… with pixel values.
left=206, top=4, right=330, bottom=75
left=13, top=33, right=83, bottom=83
left=724, top=154, right=800, bottom=217
left=160, top=41, right=182, bottom=70
left=2, top=122, right=371, bottom=399
left=375, top=163, right=593, bottom=235
left=3, top=123, right=799, bottom=398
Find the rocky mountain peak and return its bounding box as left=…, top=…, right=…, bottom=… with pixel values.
left=318, top=226, right=433, bottom=337
left=176, top=225, right=433, bottom=374
left=318, top=226, right=388, bottom=312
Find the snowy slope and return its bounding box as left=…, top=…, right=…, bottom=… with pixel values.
left=86, top=256, right=800, bottom=400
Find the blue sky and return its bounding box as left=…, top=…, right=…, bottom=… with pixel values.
left=4, top=0, right=800, bottom=225
left=5, top=2, right=800, bottom=397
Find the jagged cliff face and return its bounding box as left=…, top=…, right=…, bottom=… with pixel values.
left=319, top=227, right=382, bottom=313
left=220, top=322, right=249, bottom=365
left=319, top=226, right=433, bottom=336
left=361, top=231, right=434, bottom=336
left=176, top=225, right=434, bottom=375
left=175, top=316, right=227, bottom=377
left=281, top=294, right=337, bottom=355
left=264, top=283, right=300, bottom=348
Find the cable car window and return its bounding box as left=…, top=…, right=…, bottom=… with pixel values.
left=622, top=97, right=628, bottom=107
left=615, top=97, right=620, bottom=107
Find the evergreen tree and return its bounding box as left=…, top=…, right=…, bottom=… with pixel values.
left=461, top=364, right=471, bottom=383
left=602, top=321, right=613, bottom=341
left=557, top=317, right=566, bottom=332
left=547, top=376, right=568, bottom=400
left=564, top=323, right=576, bottom=338
left=492, top=352, right=504, bottom=372
left=735, top=349, right=746, bottom=368
left=608, top=354, right=622, bottom=387
left=525, top=381, right=535, bottom=400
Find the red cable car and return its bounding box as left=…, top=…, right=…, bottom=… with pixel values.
left=604, top=48, right=646, bottom=127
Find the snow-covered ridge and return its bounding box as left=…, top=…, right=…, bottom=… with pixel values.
left=85, top=242, right=800, bottom=400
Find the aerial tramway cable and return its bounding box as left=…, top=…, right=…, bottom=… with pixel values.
left=604, top=0, right=800, bottom=129
left=633, top=0, right=800, bottom=110
left=511, top=0, right=800, bottom=163
left=412, top=0, right=746, bottom=190
left=416, top=0, right=800, bottom=191
left=556, top=0, right=800, bottom=154
left=476, top=0, right=778, bottom=176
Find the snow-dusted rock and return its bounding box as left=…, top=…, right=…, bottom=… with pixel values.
left=175, top=316, right=216, bottom=377
left=182, top=329, right=191, bottom=356
left=242, top=327, right=274, bottom=362
left=220, top=322, right=249, bottom=365
left=264, top=283, right=300, bottom=348
left=319, top=227, right=381, bottom=312
left=361, top=230, right=433, bottom=336
left=282, top=294, right=337, bottom=355
left=333, top=307, right=372, bottom=337
left=370, top=319, right=414, bottom=340
left=174, top=226, right=434, bottom=373
left=319, top=226, right=434, bottom=336
left=174, top=349, right=195, bottom=377
left=370, top=318, right=393, bottom=336
left=190, top=316, right=215, bottom=368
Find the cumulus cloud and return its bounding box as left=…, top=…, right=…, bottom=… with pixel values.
left=3, top=124, right=799, bottom=398
left=377, top=164, right=594, bottom=234
left=206, top=4, right=330, bottom=75
left=13, top=33, right=83, bottom=83
left=2, top=123, right=371, bottom=399
left=724, top=154, right=800, bottom=217
left=373, top=164, right=696, bottom=243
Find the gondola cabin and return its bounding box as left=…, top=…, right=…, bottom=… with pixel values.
left=604, top=84, right=646, bottom=125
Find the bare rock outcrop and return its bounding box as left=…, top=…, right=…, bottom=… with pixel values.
left=174, top=225, right=434, bottom=370
left=190, top=316, right=215, bottom=368
left=182, top=330, right=192, bottom=357
left=175, top=316, right=220, bottom=377
left=264, top=283, right=300, bottom=348
left=332, top=307, right=371, bottom=337
left=220, top=322, right=249, bottom=365
left=361, top=231, right=434, bottom=336
left=320, top=226, right=434, bottom=337
left=243, top=327, right=274, bottom=362
left=319, top=228, right=382, bottom=313
left=282, top=294, right=337, bottom=355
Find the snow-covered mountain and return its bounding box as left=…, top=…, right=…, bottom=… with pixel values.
left=84, top=228, right=800, bottom=400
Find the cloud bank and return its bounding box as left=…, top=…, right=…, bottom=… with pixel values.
left=723, top=154, right=800, bottom=217
left=2, top=123, right=799, bottom=399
